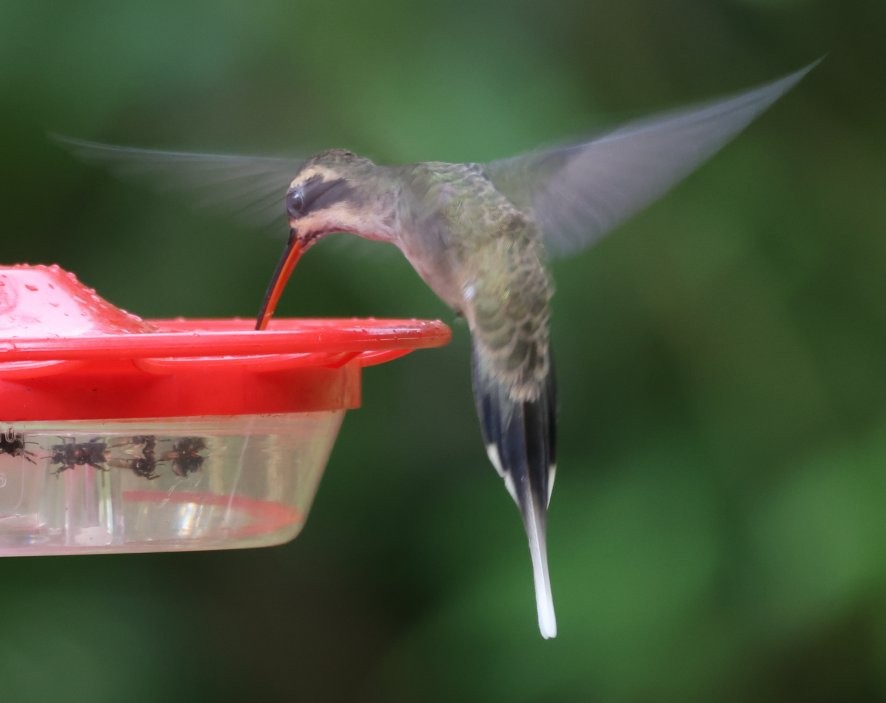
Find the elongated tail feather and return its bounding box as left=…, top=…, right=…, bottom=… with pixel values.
left=472, top=345, right=558, bottom=638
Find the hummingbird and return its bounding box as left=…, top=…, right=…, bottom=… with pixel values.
left=57, top=60, right=817, bottom=638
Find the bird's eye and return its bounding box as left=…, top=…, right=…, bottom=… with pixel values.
left=287, top=190, right=306, bottom=218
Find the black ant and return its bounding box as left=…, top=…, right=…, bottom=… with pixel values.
left=108, top=435, right=160, bottom=480
left=0, top=430, right=36, bottom=464
left=108, top=456, right=160, bottom=480
left=163, top=437, right=206, bottom=477
left=50, top=438, right=108, bottom=474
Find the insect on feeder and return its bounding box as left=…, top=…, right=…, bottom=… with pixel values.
left=0, top=264, right=449, bottom=555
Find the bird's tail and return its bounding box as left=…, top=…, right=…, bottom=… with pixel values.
left=471, top=345, right=558, bottom=638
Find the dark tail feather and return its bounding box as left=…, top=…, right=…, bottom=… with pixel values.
left=471, top=346, right=558, bottom=638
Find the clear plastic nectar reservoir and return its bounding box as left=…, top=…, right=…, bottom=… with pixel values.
left=0, top=265, right=449, bottom=555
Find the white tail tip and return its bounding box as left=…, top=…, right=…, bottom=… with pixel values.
left=525, top=500, right=557, bottom=638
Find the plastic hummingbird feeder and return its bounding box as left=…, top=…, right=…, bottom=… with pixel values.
left=0, top=264, right=449, bottom=555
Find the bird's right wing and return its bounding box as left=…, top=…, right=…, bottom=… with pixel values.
left=53, top=135, right=303, bottom=229
left=483, top=60, right=819, bottom=258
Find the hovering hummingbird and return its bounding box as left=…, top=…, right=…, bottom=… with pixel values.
left=58, top=60, right=817, bottom=639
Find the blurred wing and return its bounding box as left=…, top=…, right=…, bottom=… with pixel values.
left=53, top=135, right=303, bottom=229
left=484, top=60, right=819, bottom=257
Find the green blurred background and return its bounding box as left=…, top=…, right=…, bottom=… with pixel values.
left=2, top=1, right=884, bottom=701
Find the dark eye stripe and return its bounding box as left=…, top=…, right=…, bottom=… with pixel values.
left=301, top=175, right=354, bottom=212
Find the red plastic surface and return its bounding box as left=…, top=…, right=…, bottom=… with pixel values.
left=0, top=265, right=450, bottom=420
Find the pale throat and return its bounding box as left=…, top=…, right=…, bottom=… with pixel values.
left=293, top=202, right=396, bottom=245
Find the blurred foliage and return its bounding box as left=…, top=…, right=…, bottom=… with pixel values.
left=1, top=0, right=885, bottom=701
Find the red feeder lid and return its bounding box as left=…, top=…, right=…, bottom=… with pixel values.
left=0, top=265, right=450, bottom=421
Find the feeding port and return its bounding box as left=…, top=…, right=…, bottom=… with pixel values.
left=0, top=265, right=449, bottom=555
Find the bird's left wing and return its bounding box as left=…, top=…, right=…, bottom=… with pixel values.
left=53, top=135, right=303, bottom=229
left=483, top=60, right=819, bottom=258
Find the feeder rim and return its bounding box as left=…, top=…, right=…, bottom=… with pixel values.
left=0, top=318, right=451, bottom=363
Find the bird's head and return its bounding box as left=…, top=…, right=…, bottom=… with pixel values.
left=256, top=149, right=382, bottom=329
left=284, top=149, right=377, bottom=245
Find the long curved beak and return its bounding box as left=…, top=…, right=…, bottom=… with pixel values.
left=256, top=228, right=303, bottom=330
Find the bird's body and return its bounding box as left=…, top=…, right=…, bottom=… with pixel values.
left=394, top=161, right=558, bottom=635
left=58, top=60, right=819, bottom=639
left=395, top=161, right=553, bottom=397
